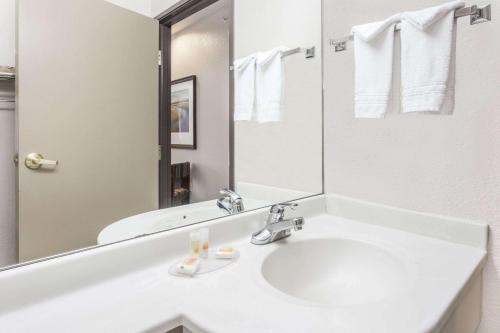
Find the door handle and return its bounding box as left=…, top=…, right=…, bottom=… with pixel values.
left=25, top=153, right=59, bottom=170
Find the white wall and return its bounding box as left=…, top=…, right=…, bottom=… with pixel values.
left=105, top=0, right=151, bottom=17
left=171, top=4, right=230, bottom=203
left=151, top=0, right=179, bottom=17
left=323, top=0, right=500, bottom=331
left=233, top=0, right=323, bottom=198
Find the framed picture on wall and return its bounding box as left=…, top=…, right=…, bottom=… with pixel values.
left=171, top=75, right=197, bottom=149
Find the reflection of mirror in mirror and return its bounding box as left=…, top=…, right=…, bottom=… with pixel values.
left=0, top=0, right=322, bottom=271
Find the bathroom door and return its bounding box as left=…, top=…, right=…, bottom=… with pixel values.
left=17, top=0, right=160, bottom=261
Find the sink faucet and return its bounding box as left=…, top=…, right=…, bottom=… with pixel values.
left=217, top=188, right=244, bottom=214
left=251, top=203, right=305, bottom=245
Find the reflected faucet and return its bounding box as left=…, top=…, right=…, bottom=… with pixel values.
left=217, top=188, right=244, bottom=215
left=251, top=203, right=305, bottom=245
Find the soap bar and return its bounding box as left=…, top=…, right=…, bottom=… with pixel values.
left=177, top=257, right=200, bottom=276
left=215, top=246, right=237, bottom=259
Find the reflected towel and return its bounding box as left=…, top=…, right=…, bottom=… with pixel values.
left=255, top=47, right=289, bottom=123
left=234, top=54, right=257, bottom=121
left=400, top=1, right=465, bottom=114
left=351, top=14, right=401, bottom=118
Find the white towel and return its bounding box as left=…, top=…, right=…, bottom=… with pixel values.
left=351, top=14, right=401, bottom=118
left=255, top=47, right=289, bottom=123
left=400, top=1, right=465, bottom=114
left=234, top=55, right=256, bottom=121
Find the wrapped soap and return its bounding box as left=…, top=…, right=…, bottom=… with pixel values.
left=177, top=257, right=200, bottom=276
left=215, top=246, right=237, bottom=259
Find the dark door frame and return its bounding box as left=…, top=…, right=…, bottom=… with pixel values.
left=158, top=22, right=172, bottom=209
left=157, top=0, right=234, bottom=208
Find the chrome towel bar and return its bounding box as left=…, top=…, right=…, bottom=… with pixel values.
left=281, top=46, right=316, bottom=59
left=229, top=46, right=316, bottom=70
left=329, top=4, right=492, bottom=52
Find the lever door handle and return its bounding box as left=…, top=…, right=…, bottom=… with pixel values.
left=25, top=153, right=59, bottom=170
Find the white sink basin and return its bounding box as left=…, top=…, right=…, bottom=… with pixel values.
left=97, top=197, right=269, bottom=244
left=261, top=239, right=410, bottom=306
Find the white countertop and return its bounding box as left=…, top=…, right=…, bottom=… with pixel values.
left=0, top=196, right=486, bottom=333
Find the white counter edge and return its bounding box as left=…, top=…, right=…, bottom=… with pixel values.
left=326, top=193, right=488, bottom=250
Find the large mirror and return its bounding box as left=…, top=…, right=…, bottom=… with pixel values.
left=0, top=0, right=322, bottom=270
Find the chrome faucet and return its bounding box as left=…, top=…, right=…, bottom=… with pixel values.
left=251, top=203, right=305, bottom=245
left=217, top=188, right=244, bottom=214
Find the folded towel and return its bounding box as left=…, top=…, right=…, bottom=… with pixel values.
left=403, top=1, right=464, bottom=30
left=234, top=55, right=256, bottom=121
left=400, top=1, right=465, bottom=114
left=351, top=14, right=401, bottom=118
left=255, top=47, right=289, bottom=123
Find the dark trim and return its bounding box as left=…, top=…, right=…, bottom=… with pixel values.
left=171, top=75, right=197, bottom=150
left=228, top=0, right=235, bottom=190
left=159, top=24, right=172, bottom=209
left=157, top=0, right=218, bottom=25
left=171, top=75, right=196, bottom=84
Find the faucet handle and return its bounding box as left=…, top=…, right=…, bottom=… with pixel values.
left=270, top=202, right=298, bottom=214
left=220, top=188, right=242, bottom=200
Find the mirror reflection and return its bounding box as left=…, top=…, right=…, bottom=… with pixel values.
left=0, top=0, right=322, bottom=270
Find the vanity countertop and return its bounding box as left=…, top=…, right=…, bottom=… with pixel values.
left=0, top=195, right=487, bottom=333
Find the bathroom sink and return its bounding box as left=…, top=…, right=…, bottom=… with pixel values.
left=261, top=239, right=409, bottom=306
left=97, top=197, right=270, bottom=244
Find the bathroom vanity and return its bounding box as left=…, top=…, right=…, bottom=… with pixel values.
left=0, top=195, right=487, bottom=333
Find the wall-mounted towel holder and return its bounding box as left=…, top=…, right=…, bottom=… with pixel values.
left=469, top=3, right=492, bottom=24
left=230, top=46, right=315, bottom=71
left=329, top=4, right=492, bottom=52
left=281, top=46, right=316, bottom=59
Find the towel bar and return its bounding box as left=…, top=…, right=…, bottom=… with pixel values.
left=281, top=46, right=316, bottom=59
left=229, top=46, right=316, bottom=70
left=329, top=4, right=492, bottom=52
